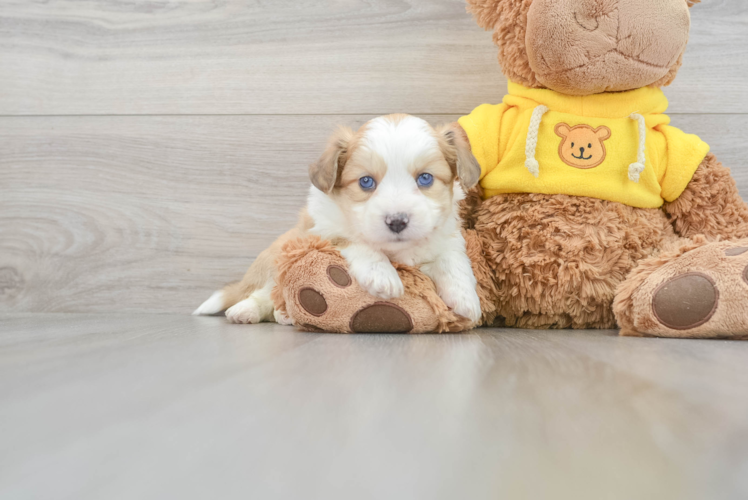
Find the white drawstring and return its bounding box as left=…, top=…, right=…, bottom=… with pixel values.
left=524, top=105, right=549, bottom=177
left=629, top=113, right=647, bottom=182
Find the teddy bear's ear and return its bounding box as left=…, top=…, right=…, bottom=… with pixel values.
left=594, top=126, right=612, bottom=141
left=686, top=0, right=700, bottom=7
left=554, top=123, right=571, bottom=138
left=309, top=126, right=355, bottom=193
left=465, top=0, right=505, bottom=30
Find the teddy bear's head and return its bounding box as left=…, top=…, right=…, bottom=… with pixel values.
left=467, top=0, right=699, bottom=95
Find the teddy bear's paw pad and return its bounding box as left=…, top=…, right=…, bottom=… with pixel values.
left=350, top=302, right=414, bottom=334
left=652, top=273, right=719, bottom=330
left=298, top=288, right=328, bottom=316
left=327, top=265, right=352, bottom=288
left=725, top=247, right=748, bottom=257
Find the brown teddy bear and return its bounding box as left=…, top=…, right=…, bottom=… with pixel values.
left=275, top=0, right=748, bottom=339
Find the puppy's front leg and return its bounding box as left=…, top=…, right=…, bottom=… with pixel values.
left=421, top=247, right=481, bottom=323
left=341, top=244, right=404, bottom=300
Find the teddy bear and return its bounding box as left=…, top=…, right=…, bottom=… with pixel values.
left=274, top=0, right=748, bottom=339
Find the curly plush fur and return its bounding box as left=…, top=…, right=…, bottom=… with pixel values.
left=464, top=228, right=501, bottom=325
left=472, top=192, right=681, bottom=329
left=664, top=153, right=748, bottom=240
left=452, top=0, right=748, bottom=338
left=467, top=0, right=540, bottom=89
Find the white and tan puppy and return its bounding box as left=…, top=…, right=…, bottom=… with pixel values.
left=194, top=114, right=482, bottom=325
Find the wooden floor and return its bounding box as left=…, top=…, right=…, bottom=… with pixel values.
left=2, top=313, right=748, bottom=500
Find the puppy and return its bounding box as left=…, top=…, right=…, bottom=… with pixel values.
left=194, top=114, right=483, bottom=325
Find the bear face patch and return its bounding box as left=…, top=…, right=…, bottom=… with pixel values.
left=554, top=123, right=612, bottom=169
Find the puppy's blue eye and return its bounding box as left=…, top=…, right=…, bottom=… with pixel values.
left=359, top=176, right=376, bottom=191
left=417, top=173, right=434, bottom=187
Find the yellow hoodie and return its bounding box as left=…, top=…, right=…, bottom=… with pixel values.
left=458, top=82, right=710, bottom=209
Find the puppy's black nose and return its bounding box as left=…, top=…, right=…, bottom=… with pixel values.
left=385, top=213, right=409, bottom=234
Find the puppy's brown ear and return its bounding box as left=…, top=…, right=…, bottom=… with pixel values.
left=309, top=126, right=355, bottom=193
left=438, top=122, right=481, bottom=189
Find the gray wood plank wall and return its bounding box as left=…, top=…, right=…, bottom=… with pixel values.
left=1, top=0, right=747, bottom=314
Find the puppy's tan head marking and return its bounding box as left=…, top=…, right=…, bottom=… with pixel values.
left=436, top=123, right=481, bottom=189
left=338, top=147, right=387, bottom=203
left=309, top=126, right=356, bottom=193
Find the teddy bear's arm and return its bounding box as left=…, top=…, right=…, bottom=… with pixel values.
left=663, top=153, right=748, bottom=240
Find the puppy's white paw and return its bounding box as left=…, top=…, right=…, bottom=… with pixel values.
left=441, top=286, right=482, bottom=323
left=273, top=309, right=294, bottom=326
left=352, top=261, right=404, bottom=300
left=226, top=298, right=262, bottom=324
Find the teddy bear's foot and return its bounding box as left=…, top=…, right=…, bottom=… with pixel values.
left=271, top=236, right=476, bottom=334
left=615, top=239, right=748, bottom=339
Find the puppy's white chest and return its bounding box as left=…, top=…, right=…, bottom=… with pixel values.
left=385, top=243, right=436, bottom=268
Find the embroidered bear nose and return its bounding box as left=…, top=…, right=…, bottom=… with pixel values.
left=579, top=146, right=586, bottom=154
left=385, top=213, right=409, bottom=234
